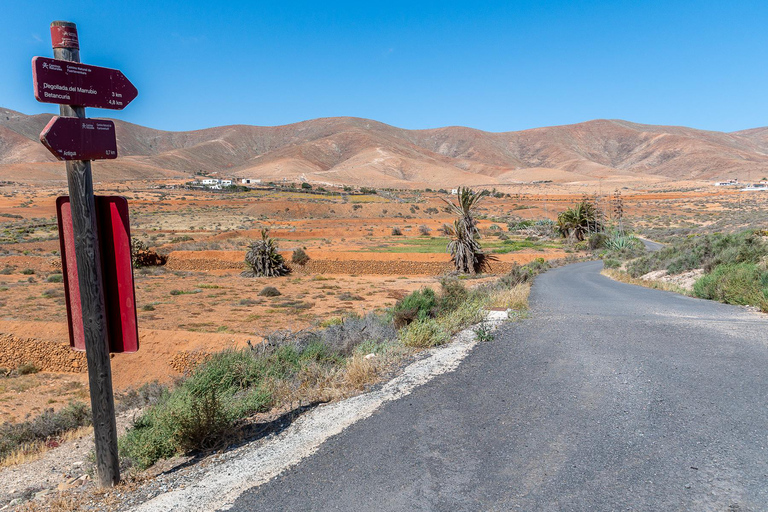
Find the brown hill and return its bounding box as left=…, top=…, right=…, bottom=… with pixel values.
left=1, top=106, right=766, bottom=186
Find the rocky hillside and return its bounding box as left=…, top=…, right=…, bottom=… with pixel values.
left=1, top=106, right=767, bottom=185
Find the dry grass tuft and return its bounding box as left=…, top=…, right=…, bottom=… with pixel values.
left=488, top=283, right=531, bottom=311
left=0, top=426, right=93, bottom=468
left=17, top=492, right=84, bottom=512
left=344, top=355, right=379, bottom=390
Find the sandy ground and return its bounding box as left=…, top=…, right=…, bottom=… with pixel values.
left=0, top=179, right=764, bottom=423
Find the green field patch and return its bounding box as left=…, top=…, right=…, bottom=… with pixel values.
left=358, top=237, right=558, bottom=254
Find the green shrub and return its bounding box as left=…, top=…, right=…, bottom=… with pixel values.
left=301, top=182, right=312, bottom=190
left=120, top=343, right=344, bottom=469
left=399, top=318, right=449, bottom=347
left=438, top=278, right=468, bottom=314
left=21, top=268, right=35, bottom=275
left=440, top=296, right=487, bottom=335
left=693, top=263, right=768, bottom=311
left=393, top=288, right=437, bottom=328
left=46, top=274, right=63, bottom=283
left=627, top=231, right=767, bottom=278
left=603, top=258, right=621, bottom=269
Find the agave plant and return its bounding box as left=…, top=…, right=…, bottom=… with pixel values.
left=557, top=200, right=602, bottom=241
left=244, top=229, right=290, bottom=277
left=606, top=234, right=641, bottom=251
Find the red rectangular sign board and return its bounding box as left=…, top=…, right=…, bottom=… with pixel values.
left=40, top=116, right=117, bottom=160
left=56, top=196, right=139, bottom=353
left=32, top=56, right=138, bottom=110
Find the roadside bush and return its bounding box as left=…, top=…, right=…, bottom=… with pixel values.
left=46, top=274, right=63, bottom=283
left=418, top=225, right=432, bottom=236
left=393, top=288, right=437, bottom=328
left=626, top=231, right=768, bottom=278
left=121, top=343, right=347, bottom=468
left=693, top=263, right=768, bottom=311
left=399, top=318, right=449, bottom=348
left=292, top=248, right=310, bottom=266
left=318, top=313, right=396, bottom=355
left=116, top=381, right=169, bottom=411
left=391, top=226, right=403, bottom=236
left=501, top=263, right=536, bottom=286
left=603, top=258, right=621, bottom=269
left=0, top=402, right=91, bottom=464
left=438, top=277, right=468, bottom=314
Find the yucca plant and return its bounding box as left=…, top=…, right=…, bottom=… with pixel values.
left=445, top=219, right=493, bottom=275
left=244, top=229, right=290, bottom=277
left=442, top=187, right=482, bottom=238
left=442, top=187, right=496, bottom=274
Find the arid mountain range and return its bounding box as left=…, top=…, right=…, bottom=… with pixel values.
left=1, top=106, right=767, bottom=187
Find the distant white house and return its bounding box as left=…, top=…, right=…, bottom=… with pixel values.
left=221, top=179, right=232, bottom=186
left=714, top=179, right=738, bottom=186
left=241, top=178, right=261, bottom=184
left=451, top=188, right=458, bottom=195
left=201, top=178, right=220, bottom=185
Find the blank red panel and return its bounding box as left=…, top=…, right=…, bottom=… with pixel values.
left=56, top=196, right=138, bottom=353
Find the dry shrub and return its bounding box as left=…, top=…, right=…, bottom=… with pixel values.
left=1, top=425, right=93, bottom=468
left=488, top=283, right=531, bottom=311
left=344, top=355, right=379, bottom=390
left=17, top=493, right=84, bottom=512
left=258, top=286, right=281, bottom=297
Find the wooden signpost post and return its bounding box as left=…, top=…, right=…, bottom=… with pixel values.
left=32, top=21, right=139, bottom=487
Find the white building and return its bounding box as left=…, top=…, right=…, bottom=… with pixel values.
left=201, top=178, right=220, bottom=185
left=221, top=180, right=232, bottom=186
left=241, top=178, right=261, bottom=184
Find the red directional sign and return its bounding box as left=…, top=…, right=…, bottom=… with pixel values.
left=32, top=56, right=138, bottom=110
left=40, top=116, right=118, bottom=160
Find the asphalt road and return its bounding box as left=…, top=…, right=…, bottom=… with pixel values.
left=227, top=262, right=768, bottom=511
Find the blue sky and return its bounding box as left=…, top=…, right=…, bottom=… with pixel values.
left=3, top=0, right=767, bottom=133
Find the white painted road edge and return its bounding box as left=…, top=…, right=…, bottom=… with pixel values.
left=134, top=324, right=492, bottom=512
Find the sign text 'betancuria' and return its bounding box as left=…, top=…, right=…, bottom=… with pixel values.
left=32, top=56, right=138, bottom=110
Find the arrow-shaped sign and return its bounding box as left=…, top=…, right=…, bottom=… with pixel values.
left=32, top=56, right=138, bottom=110
left=40, top=116, right=118, bottom=161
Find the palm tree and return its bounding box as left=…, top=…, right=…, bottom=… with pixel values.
left=557, top=200, right=602, bottom=241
